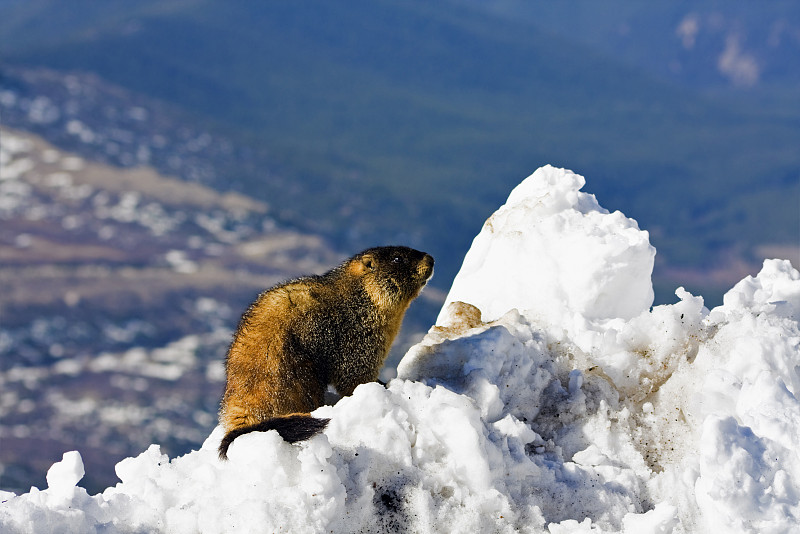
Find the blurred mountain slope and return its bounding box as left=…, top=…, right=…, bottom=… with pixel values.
left=1, top=0, right=797, bottom=298
left=467, top=1, right=800, bottom=91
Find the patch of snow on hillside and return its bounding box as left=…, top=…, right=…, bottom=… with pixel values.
left=1, top=166, right=798, bottom=533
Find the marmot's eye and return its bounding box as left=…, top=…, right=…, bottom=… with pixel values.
left=392, top=256, right=404, bottom=264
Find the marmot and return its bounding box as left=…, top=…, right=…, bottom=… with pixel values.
left=218, top=246, right=434, bottom=459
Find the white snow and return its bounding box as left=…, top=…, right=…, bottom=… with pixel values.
left=437, top=165, right=655, bottom=326
left=2, top=165, right=799, bottom=533
left=45, top=452, right=85, bottom=500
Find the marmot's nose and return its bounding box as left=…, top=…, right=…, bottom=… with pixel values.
left=418, top=254, right=434, bottom=280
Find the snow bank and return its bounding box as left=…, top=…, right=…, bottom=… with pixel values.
left=2, top=166, right=799, bottom=533
left=437, top=165, right=655, bottom=326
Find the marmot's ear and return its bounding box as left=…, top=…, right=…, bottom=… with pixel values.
left=361, top=254, right=375, bottom=271
left=350, top=253, right=375, bottom=276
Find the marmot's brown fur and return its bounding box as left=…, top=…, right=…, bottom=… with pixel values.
left=218, top=246, right=434, bottom=459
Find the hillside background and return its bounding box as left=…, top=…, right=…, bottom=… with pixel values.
left=1, top=0, right=798, bottom=493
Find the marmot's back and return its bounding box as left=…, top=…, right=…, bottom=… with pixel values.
left=218, top=246, right=433, bottom=459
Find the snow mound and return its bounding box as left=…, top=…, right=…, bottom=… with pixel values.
left=438, top=165, right=655, bottom=326
left=2, top=166, right=798, bottom=533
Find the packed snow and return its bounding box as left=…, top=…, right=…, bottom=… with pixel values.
left=1, top=165, right=798, bottom=533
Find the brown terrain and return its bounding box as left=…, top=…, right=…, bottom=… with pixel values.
left=0, top=127, right=443, bottom=494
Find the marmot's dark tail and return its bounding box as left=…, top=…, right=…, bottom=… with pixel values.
left=218, top=414, right=330, bottom=460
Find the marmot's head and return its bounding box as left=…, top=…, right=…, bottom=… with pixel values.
left=348, top=246, right=434, bottom=309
